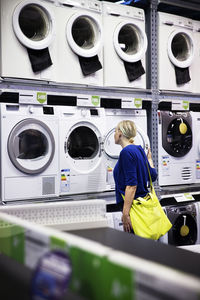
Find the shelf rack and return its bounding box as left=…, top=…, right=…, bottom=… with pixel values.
left=1, top=0, right=200, bottom=200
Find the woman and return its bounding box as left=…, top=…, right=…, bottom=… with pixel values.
left=113, top=120, right=157, bottom=233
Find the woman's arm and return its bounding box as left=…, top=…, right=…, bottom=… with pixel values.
left=122, top=185, right=137, bottom=232
left=147, top=148, right=154, bottom=168
left=147, top=148, right=157, bottom=181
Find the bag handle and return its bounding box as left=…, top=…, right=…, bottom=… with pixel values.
left=137, top=146, right=153, bottom=189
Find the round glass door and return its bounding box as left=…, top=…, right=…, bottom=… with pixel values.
left=163, top=118, right=192, bottom=157
left=66, top=126, right=99, bottom=159
left=8, top=119, right=55, bottom=174
left=172, top=214, right=197, bottom=246
left=104, top=126, right=149, bottom=158
left=168, top=30, right=194, bottom=68
left=13, top=0, right=55, bottom=49
left=66, top=13, right=102, bottom=57
left=113, top=21, right=147, bottom=62
left=65, top=122, right=102, bottom=173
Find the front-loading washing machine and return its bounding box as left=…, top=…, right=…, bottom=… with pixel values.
left=0, top=0, right=57, bottom=82
left=102, top=1, right=147, bottom=89
left=158, top=110, right=195, bottom=186
left=192, top=20, right=200, bottom=94
left=0, top=103, right=59, bottom=203
left=163, top=202, right=200, bottom=246
left=103, top=108, right=150, bottom=190
left=55, top=0, right=103, bottom=87
left=191, top=111, right=200, bottom=184
left=158, top=12, right=195, bottom=92
left=57, top=103, right=107, bottom=196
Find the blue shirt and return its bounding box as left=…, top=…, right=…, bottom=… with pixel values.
left=113, top=145, right=157, bottom=204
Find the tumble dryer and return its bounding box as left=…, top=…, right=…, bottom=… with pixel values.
left=158, top=12, right=195, bottom=92
left=56, top=0, right=103, bottom=86
left=191, top=111, right=200, bottom=184
left=158, top=110, right=195, bottom=186
left=102, top=2, right=147, bottom=89
left=103, top=109, right=150, bottom=190
left=192, top=20, right=200, bottom=94
left=164, top=202, right=200, bottom=246
left=0, top=0, right=57, bottom=82
left=58, top=103, right=107, bottom=196
left=0, top=103, right=59, bottom=203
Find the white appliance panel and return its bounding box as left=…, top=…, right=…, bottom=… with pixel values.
left=55, top=0, right=103, bottom=86
left=0, top=0, right=57, bottom=82
left=158, top=12, right=195, bottom=92
left=0, top=103, right=59, bottom=203
left=102, top=1, right=147, bottom=89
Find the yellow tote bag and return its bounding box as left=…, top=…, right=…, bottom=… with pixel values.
left=122, top=163, right=172, bottom=240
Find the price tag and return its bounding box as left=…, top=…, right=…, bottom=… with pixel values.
left=19, top=91, right=47, bottom=105
left=122, top=98, right=142, bottom=109
left=174, top=193, right=194, bottom=202
left=172, top=100, right=189, bottom=111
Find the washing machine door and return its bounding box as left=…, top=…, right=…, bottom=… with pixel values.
left=12, top=0, right=55, bottom=50
left=66, top=12, right=102, bottom=57
left=167, top=29, right=194, bottom=68
left=161, top=112, right=193, bottom=157
left=104, top=126, right=150, bottom=159
left=65, top=122, right=102, bottom=173
left=8, top=119, right=55, bottom=174
left=113, top=21, right=147, bottom=63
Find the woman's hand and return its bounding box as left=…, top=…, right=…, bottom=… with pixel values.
left=147, top=148, right=155, bottom=168
left=122, top=213, right=132, bottom=233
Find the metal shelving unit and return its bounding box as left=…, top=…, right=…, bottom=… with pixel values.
left=1, top=0, right=200, bottom=201
left=150, top=0, right=200, bottom=198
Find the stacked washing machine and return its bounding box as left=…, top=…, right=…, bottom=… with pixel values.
left=192, top=20, right=200, bottom=94
left=55, top=0, right=104, bottom=87
left=0, top=102, right=59, bottom=203
left=157, top=110, right=195, bottom=186
left=0, top=0, right=57, bottom=82
left=103, top=105, right=150, bottom=190
left=102, top=1, right=148, bottom=89
left=157, top=12, right=195, bottom=93
left=57, top=95, right=107, bottom=196
left=157, top=108, right=200, bottom=245
left=161, top=203, right=200, bottom=246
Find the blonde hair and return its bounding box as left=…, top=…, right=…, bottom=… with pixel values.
left=117, top=120, right=137, bottom=144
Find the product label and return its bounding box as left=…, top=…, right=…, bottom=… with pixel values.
left=174, top=193, right=195, bottom=202
left=172, top=100, right=189, bottom=111
left=60, top=169, right=70, bottom=192
left=107, top=166, right=114, bottom=186
left=161, top=155, right=170, bottom=175
left=196, top=160, right=200, bottom=179
left=77, top=95, right=100, bottom=107
left=31, top=250, right=72, bottom=300
left=37, top=92, right=47, bottom=104
left=91, top=95, right=100, bottom=106
left=121, top=97, right=142, bottom=109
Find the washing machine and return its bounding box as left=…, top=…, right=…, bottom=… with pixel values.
left=0, top=103, right=59, bottom=203
left=158, top=110, right=195, bottom=186
left=102, top=1, right=147, bottom=89
left=158, top=12, right=195, bottom=92
left=58, top=103, right=107, bottom=196
left=192, top=20, right=200, bottom=94
left=55, top=0, right=103, bottom=86
left=163, top=202, right=200, bottom=246
left=103, top=109, right=150, bottom=190
left=0, top=0, right=57, bottom=82
left=191, top=111, right=200, bottom=184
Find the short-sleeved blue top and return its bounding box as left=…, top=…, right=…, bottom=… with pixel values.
left=113, top=145, right=157, bottom=204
